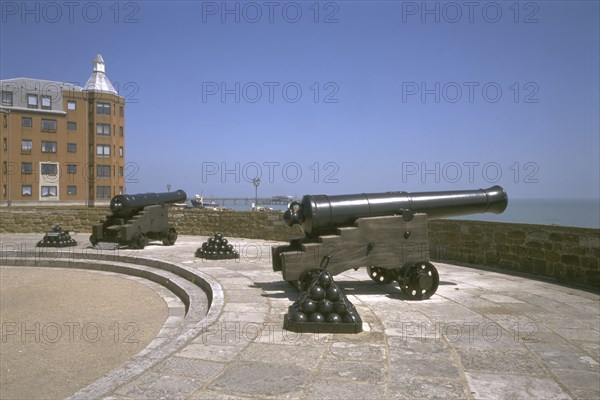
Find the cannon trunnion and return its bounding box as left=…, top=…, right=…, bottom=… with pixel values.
left=273, top=186, right=508, bottom=300
left=90, top=190, right=186, bottom=249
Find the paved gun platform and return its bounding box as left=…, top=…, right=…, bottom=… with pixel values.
left=0, top=234, right=598, bottom=399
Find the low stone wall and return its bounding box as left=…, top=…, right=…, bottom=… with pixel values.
left=0, top=207, right=303, bottom=241
left=167, top=209, right=303, bottom=241
left=0, top=207, right=108, bottom=234
left=428, top=220, right=599, bottom=289
left=1, top=207, right=598, bottom=289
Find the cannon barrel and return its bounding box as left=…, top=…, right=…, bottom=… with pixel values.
left=283, top=185, right=508, bottom=237
left=110, top=190, right=187, bottom=217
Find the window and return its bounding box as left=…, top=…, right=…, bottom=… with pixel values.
left=119, top=166, right=124, bottom=177
left=119, top=106, right=123, bottom=116
left=22, top=185, right=32, bottom=196
left=119, top=186, right=124, bottom=195
left=27, top=94, right=38, bottom=108
left=2, top=162, right=6, bottom=175
left=22, top=117, right=32, bottom=128
left=67, top=164, right=77, bottom=174
left=41, top=163, right=58, bottom=176
left=1, top=91, right=12, bottom=106
left=67, top=143, right=77, bottom=153
left=41, top=141, right=57, bottom=153
left=41, top=186, right=57, bottom=197
left=21, top=162, right=32, bottom=174
left=97, top=165, right=111, bottom=178
left=67, top=101, right=76, bottom=110
left=96, top=123, right=110, bottom=136
left=119, top=126, right=124, bottom=137
left=67, top=186, right=77, bottom=195
left=41, top=95, right=51, bottom=109
left=41, top=119, right=57, bottom=132
left=21, top=140, right=32, bottom=154
left=119, top=146, right=123, bottom=157
left=96, top=186, right=111, bottom=198
left=2, top=138, right=6, bottom=151
left=97, top=103, right=111, bottom=115
left=96, top=145, right=110, bottom=157
left=67, top=121, right=77, bottom=131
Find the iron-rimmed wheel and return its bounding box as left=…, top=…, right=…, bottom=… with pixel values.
left=133, top=233, right=147, bottom=249
left=398, top=261, right=439, bottom=300
left=162, top=228, right=178, bottom=246
left=367, top=266, right=395, bottom=284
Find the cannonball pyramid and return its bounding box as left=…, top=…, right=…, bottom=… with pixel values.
left=37, top=225, right=77, bottom=248
left=284, top=269, right=363, bottom=334
left=195, top=233, right=239, bottom=260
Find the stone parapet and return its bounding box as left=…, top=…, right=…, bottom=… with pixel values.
left=428, top=219, right=599, bottom=289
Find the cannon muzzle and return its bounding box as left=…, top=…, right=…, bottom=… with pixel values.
left=284, top=185, right=507, bottom=237
left=110, top=190, right=187, bottom=217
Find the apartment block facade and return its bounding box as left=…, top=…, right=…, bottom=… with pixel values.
left=0, top=54, right=126, bottom=206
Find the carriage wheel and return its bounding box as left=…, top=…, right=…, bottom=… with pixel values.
left=367, top=266, right=395, bottom=284
left=162, top=228, right=178, bottom=246
left=398, top=261, right=439, bottom=300
left=133, top=233, right=148, bottom=249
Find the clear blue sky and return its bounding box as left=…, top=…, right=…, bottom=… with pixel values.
left=1, top=1, right=598, bottom=200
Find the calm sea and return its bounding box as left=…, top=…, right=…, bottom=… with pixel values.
left=216, top=198, right=600, bottom=229
left=451, top=198, right=600, bottom=229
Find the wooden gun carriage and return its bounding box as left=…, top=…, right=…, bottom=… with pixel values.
left=273, top=186, right=508, bottom=300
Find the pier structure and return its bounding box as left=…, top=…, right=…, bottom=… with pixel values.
left=201, top=197, right=295, bottom=207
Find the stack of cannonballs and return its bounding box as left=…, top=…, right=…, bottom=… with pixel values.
left=195, top=233, right=239, bottom=260
left=37, top=225, right=78, bottom=248
left=284, top=269, right=362, bottom=333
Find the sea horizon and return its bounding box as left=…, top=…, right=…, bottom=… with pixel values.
left=451, top=198, right=600, bottom=230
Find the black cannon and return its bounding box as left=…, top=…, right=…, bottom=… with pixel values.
left=273, top=186, right=508, bottom=300
left=90, top=190, right=187, bottom=249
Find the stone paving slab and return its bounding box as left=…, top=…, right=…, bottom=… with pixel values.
left=1, top=233, right=598, bottom=399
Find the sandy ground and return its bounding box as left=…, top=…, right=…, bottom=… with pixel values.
left=0, top=266, right=169, bottom=400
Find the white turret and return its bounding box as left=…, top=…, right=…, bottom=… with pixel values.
left=83, top=53, right=117, bottom=94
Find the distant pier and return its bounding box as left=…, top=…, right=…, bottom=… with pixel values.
left=200, top=197, right=295, bottom=207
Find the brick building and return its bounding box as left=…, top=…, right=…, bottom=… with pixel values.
left=0, top=54, right=126, bottom=206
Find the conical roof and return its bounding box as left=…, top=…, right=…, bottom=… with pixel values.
left=83, top=53, right=117, bottom=94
